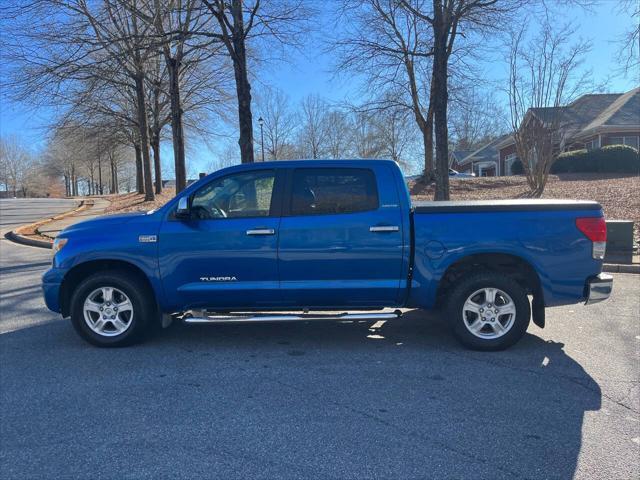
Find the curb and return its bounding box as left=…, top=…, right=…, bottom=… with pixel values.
left=4, top=230, right=53, bottom=249
left=603, top=263, right=640, bottom=274
left=6, top=200, right=92, bottom=249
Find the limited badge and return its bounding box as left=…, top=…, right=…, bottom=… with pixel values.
left=138, top=235, right=157, bottom=243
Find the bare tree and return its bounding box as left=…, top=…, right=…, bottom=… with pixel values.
left=449, top=89, right=507, bottom=151
left=508, top=21, right=591, bottom=196
left=324, top=109, right=353, bottom=159
left=299, top=95, right=329, bottom=159
left=616, top=0, right=640, bottom=78
left=400, top=0, right=522, bottom=199
left=334, top=1, right=436, bottom=176
left=256, top=88, right=297, bottom=160
left=127, top=0, right=220, bottom=193
left=0, top=136, right=35, bottom=197
left=0, top=135, right=59, bottom=198
left=351, top=110, right=384, bottom=158
left=201, top=0, right=311, bottom=164
left=374, top=106, right=417, bottom=166
left=1, top=0, right=159, bottom=200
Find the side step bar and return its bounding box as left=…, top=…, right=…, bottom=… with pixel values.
left=183, top=310, right=402, bottom=324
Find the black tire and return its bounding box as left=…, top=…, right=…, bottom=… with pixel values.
left=445, top=271, right=531, bottom=351
left=69, top=271, right=156, bottom=347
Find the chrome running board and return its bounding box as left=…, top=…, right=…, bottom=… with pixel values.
left=183, top=310, right=402, bottom=324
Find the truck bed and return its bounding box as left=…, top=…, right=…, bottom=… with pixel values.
left=413, top=199, right=601, bottom=213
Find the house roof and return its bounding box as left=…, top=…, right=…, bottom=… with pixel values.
left=583, top=87, right=640, bottom=132
left=495, top=87, right=639, bottom=151
left=456, top=134, right=511, bottom=165
left=450, top=150, right=474, bottom=162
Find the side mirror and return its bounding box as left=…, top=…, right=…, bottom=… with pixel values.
left=175, top=196, right=190, bottom=219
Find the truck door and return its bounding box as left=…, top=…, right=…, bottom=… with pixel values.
left=277, top=165, right=405, bottom=308
left=158, top=169, right=284, bottom=310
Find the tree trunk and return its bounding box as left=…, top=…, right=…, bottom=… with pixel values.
left=98, top=158, right=103, bottom=195
left=432, top=2, right=451, bottom=201
left=424, top=76, right=435, bottom=179
left=231, top=0, right=255, bottom=164
left=134, top=73, right=155, bottom=201
left=167, top=58, right=187, bottom=193
left=422, top=115, right=434, bottom=180
left=111, top=154, right=119, bottom=194
left=134, top=141, right=144, bottom=194
left=151, top=134, right=162, bottom=194
left=114, top=162, right=119, bottom=193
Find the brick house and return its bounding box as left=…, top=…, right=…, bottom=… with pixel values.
left=451, top=87, right=640, bottom=176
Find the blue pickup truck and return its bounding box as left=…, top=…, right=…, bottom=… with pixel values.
left=43, top=160, right=612, bottom=350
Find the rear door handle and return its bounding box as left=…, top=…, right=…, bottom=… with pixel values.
left=369, top=225, right=399, bottom=233
left=246, top=228, right=275, bottom=236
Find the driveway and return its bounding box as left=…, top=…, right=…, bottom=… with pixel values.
left=0, top=199, right=638, bottom=479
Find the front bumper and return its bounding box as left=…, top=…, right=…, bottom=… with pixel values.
left=42, top=267, right=65, bottom=313
left=585, top=273, right=613, bottom=305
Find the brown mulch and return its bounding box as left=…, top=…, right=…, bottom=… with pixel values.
left=411, top=173, right=640, bottom=243
left=104, top=190, right=176, bottom=214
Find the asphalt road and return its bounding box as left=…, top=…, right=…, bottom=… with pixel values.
left=1, top=199, right=639, bottom=479
left=0, top=198, right=79, bottom=230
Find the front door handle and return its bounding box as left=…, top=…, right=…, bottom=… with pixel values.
left=369, top=225, right=399, bottom=233
left=246, top=228, right=275, bottom=236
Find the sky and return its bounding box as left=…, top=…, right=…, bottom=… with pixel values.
left=0, top=0, right=638, bottom=177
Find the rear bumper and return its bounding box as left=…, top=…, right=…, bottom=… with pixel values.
left=585, top=273, right=613, bottom=305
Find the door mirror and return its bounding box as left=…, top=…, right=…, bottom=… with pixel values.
left=175, top=196, right=190, bottom=219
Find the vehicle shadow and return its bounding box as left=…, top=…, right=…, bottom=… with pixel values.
left=1, top=310, right=601, bottom=479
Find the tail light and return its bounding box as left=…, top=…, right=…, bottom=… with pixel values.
left=576, top=217, right=607, bottom=259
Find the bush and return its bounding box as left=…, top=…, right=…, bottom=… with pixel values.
left=550, top=145, right=640, bottom=173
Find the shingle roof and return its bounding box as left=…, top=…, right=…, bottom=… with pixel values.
left=583, top=87, right=640, bottom=131
left=457, top=134, right=511, bottom=164
left=528, top=89, right=639, bottom=137
left=460, top=88, right=639, bottom=156
left=451, top=150, right=473, bottom=162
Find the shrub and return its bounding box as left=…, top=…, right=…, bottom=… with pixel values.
left=551, top=145, right=640, bottom=173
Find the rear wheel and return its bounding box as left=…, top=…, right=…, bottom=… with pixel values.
left=445, top=272, right=531, bottom=351
left=70, top=271, right=155, bottom=347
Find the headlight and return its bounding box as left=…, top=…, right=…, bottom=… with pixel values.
left=52, top=237, right=68, bottom=254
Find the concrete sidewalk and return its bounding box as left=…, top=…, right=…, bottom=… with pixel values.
left=38, top=197, right=111, bottom=239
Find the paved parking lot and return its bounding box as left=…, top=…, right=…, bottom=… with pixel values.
left=1, top=200, right=638, bottom=479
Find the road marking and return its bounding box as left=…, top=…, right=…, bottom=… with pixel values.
left=370, top=320, right=386, bottom=330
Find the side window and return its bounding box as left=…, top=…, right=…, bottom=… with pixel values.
left=290, top=168, right=378, bottom=216
left=190, top=170, right=275, bottom=220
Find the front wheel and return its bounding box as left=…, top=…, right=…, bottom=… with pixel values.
left=445, top=272, right=531, bottom=351
left=70, top=271, right=155, bottom=347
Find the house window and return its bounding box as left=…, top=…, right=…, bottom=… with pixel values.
left=504, top=153, right=518, bottom=175
left=584, top=139, right=598, bottom=150
left=624, top=136, right=639, bottom=149
left=607, top=137, right=624, bottom=146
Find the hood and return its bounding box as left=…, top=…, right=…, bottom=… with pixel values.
left=61, top=212, right=149, bottom=235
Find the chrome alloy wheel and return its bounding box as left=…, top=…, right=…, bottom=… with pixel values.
left=83, top=287, right=134, bottom=337
left=462, top=288, right=516, bottom=339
